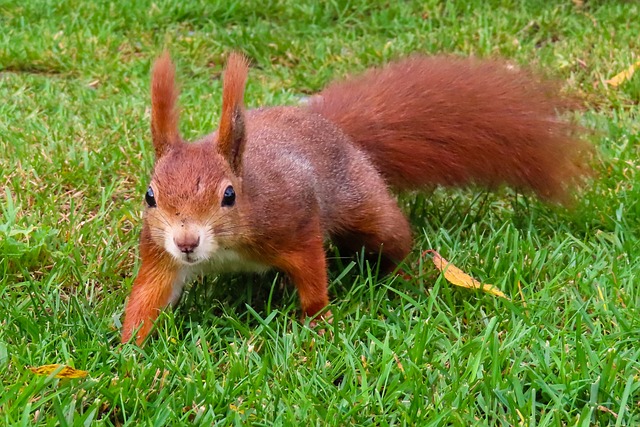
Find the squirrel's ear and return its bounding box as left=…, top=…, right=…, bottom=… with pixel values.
left=151, top=52, right=180, bottom=158
left=217, top=52, right=249, bottom=175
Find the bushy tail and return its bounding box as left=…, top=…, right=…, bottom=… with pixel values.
left=308, top=56, right=592, bottom=203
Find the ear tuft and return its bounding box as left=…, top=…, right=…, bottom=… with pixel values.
left=218, top=52, right=249, bottom=174
left=151, top=51, right=180, bottom=158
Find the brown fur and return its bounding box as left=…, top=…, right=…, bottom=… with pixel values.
left=218, top=53, right=249, bottom=173
left=309, top=56, right=591, bottom=203
left=121, top=225, right=180, bottom=345
left=151, top=52, right=181, bottom=157
left=122, top=53, right=592, bottom=345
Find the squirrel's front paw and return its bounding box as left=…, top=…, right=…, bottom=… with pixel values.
left=307, top=309, right=333, bottom=336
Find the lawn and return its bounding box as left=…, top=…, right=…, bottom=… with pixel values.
left=1, top=0, right=639, bottom=425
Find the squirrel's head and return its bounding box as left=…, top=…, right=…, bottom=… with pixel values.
left=142, top=52, right=249, bottom=266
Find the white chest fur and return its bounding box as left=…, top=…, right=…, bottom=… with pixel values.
left=168, top=248, right=271, bottom=307
left=202, top=248, right=270, bottom=274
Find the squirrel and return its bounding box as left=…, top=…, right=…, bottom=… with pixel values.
left=121, top=52, right=591, bottom=345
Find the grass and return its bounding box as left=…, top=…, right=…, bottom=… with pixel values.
left=1, top=0, right=639, bottom=425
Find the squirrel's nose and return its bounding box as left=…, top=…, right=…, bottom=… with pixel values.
left=174, top=235, right=200, bottom=254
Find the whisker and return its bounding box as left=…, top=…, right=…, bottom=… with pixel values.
left=207, top=224, right=254, bottom=232
left=211, top=232, right=253, bottom=239
left=158, top=210, right=173, bottom=227
left=206, top=216, right=250, bottom=227
left=204, top=205, right=226, bottom=225
left=204, top=211, right=237, bottom=229
left=149, top=210, right=171, bottom=228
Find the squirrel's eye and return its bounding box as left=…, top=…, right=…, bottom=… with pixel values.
left=145, top=187, right=157, bottom=208
left=221, top=185, right=236, bottom=207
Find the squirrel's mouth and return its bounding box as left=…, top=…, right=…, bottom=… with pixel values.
left=168, top=247, right=206, bottom=266
left=178, top=253, right=203, bottom=265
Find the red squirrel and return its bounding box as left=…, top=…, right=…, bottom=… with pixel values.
left=121, top=52, right=591, bottom=345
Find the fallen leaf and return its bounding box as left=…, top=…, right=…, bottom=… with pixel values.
left=596, top=405, right=618, bottom=418
left=424, top=250, right=510, bottom=300
left=606, top=61, right=640, bottom=87
left=29, top=364, right=89, bottom=379
left=394, top=353, right=405, bottom=375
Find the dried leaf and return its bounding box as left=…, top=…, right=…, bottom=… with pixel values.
left=606, top=61, right=640, bottom=87
left=425, top=250, right=510, bottom=300
left=29, top=364, right=89, bottom=379
left=394, top=353, right=405, bottom=375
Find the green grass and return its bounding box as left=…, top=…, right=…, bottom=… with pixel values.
left=1, top=0, right=639, bottom=425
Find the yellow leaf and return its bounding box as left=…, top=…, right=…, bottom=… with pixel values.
left=425, top=250, right=510, bottom=300
left=29, top=364, right=89, bottom=379
left=606, top=61, right=640, bottom=87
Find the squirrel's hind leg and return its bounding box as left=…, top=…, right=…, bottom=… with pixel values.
left=331, top=192, right=413, bottom=274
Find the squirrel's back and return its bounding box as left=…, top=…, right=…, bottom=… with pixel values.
left=240, top=106, right=391, bottom=237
